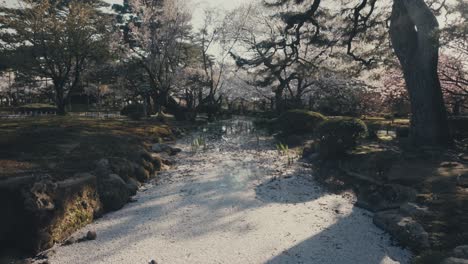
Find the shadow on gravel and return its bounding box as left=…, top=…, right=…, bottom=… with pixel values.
left=265, top=208, right=410, bottom=264
left=255, top=169, right=411, bottom=264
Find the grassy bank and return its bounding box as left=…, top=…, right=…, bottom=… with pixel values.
left=0, top=116, right=187, bottom=258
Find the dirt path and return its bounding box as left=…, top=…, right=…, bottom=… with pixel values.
left=49, top=118, right=411, bottom=264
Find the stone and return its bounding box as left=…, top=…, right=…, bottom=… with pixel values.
left=360, top=184, right=417, bottom=212
left=453, top=245, right=468, bottom=259
left=443, top=257, right=468, bottom=264
left=149, top=260, right=158, bottom=264
left=134, top=166, right=150, bottom=182
left=457, top=174, right=468, bottom=188
left=126, top=178, right=140, bottom=195
left=169, top=147, right=182, bottom=156
left=98, top=174, right=130, bottom=211
left=108, top=158, right=135, bottom=180
left=382, top=184, right=417, bottom=203
left=63, top=237, right=76, bottom=246
left=302, top=141, right=317, bottom=158
left=151, top=143, right=170, bottom=153
left=86, top=231, right=97, bottom=240
left=400, top=202, right=430, bottom=218
left=95, top=158, right=111, bottom=177
left=151, top=143, right=181, bottom=156
left=373, top=210, right=430, bottom=251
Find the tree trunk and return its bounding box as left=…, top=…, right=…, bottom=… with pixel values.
left=55, top=83, right=66, bottom=115
left=275, top=89, right=284, bottom=114
left=389, top=0, right=451, bottom=146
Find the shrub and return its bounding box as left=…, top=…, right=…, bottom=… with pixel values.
left=277, top=109, right=327, bottom=134
left=120, top=104, right=145, bottom=120
left=316, top=118, right=368, bottom=158
left=253, top=118, right=277, bottom=133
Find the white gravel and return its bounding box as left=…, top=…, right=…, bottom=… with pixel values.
left=49, top=119, right=411, bottom=264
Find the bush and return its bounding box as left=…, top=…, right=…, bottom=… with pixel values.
left=277, top=109, right=327, bottom=135
left=316, top=118, right=368, bottom=158
left=120, top=104, right=145, bottom=120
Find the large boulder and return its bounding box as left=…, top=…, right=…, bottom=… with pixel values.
left=373, top=210, right=430, bottom=251
left=98, top=174, right=130, bottom=211
left=453, top=245, right=468, bottom=259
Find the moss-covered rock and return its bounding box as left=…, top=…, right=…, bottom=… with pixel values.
left=98, top=174, right=130, bottom=211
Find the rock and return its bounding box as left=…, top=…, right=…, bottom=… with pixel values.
left=453, top=245, right=468, bottom=259
left=400, top=202, right=430, bottom=218
left=457, top=174, right=468, bottom=188
left=373, top=210, right=430, bottom=251
left=108, top=158, right=135, bottom=180
left=149, top=260, right=158, bottom=264
left=126, top=178, right=140, bottom=195
left=443, top=257, right=468, bottom=264
left=141, top=159, right=155, bottom=174
left=364, top=184, right=417, bottom=211
left=151, top=143, right=181, bottom=156
left=26, top=176, right=57, bottom=211
left=98, top=174, right=130, bottom=211
left=134, top=166, right=150, bottom=182
left=382, top=184, right=417, bottom=203
left=151, top=143, right=170, bottom=153
left=302, top=141, right=317, bottom=158
left=63, top=237, right=76, bottom=246
left=169, top=147, right=182, bottom=156
left=86, top=231, right=97, bottom=240
left=95, top=158, right=111, bottom=177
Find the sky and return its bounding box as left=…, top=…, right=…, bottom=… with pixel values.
left=2, top=0, right=254, bottom=30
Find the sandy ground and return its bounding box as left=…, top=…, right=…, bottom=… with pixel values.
left=49, top=119, right=411, bottom=264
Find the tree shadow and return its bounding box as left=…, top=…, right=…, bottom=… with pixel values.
left=264, top=207, right=411, bottom=264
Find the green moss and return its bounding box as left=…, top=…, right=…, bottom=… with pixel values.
left=51, top=185, right=100, bottom=243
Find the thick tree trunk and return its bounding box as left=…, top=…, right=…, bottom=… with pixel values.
left=389, top=0, right=451, bottom=146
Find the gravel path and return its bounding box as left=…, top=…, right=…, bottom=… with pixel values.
left=49, top=118, right=411, bottom=264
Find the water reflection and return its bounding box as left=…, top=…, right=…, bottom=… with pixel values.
left=190, top=117, right=264, bottom=151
